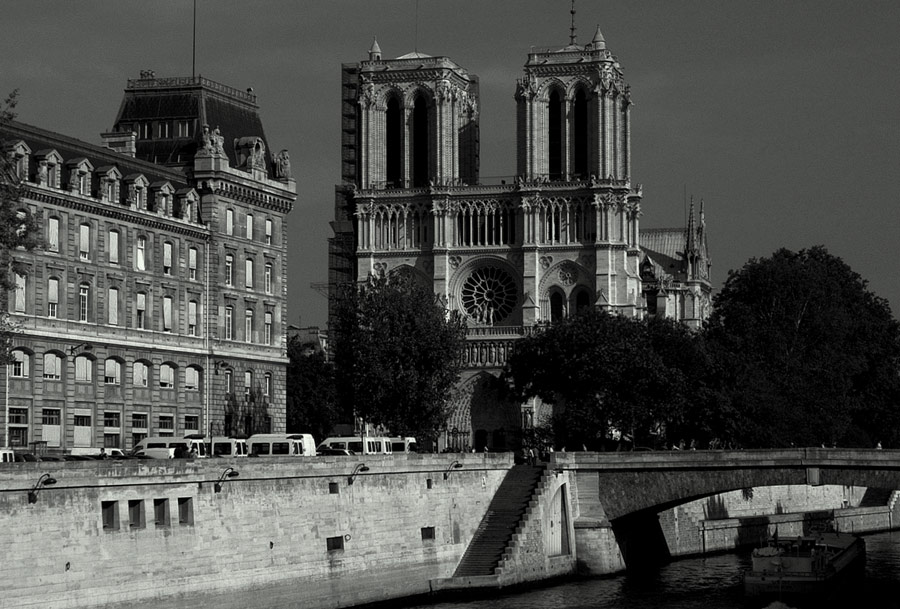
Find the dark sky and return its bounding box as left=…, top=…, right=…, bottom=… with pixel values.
left=3, top=1, right=899, bottom=327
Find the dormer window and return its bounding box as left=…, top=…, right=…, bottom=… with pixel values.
left=35, top=150, right=63, bottom=188
left=3, top=140, right=31, bottom=181
left=67, top=158, right=94, bottom=196
left=125, top=174, right=149, bottom=209
left=152, top=182, right=175, bottom=216
left=97, top=166, right=122, bottom=204
left=176, top=189, right=198, bottom=222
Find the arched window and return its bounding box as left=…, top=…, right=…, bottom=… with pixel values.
left=9, top=350, right=30, bottom=378
left=412, top=94, right=429, bottom=187
left=133, top=361, right=150, bottom=387
left=573, top=88, right=588, bottom=179
left=244, top=370, right=253, bottom=398
left=75, top=355, right=93, bottom=383
left=550, top=291, right=565, bottom=322
left=224, top=369, right=233, bottom=394
left=385, top=95, right=402, bottom=187
left=264, top=372, right=272, bottom=399
left=185, top=366, right=201, bottom=392
left=160, top=363, right=175, bottom=389
left=104, top=359, right=122, bottom=385
left=548, top=89, right=563, bottom=179
left=43, top=352, right=62, bottom=380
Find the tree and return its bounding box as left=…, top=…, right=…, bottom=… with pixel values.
left=331, top=273, right=467, bottom=438
left=0, top=90, right=43, bottom=362
left=705, top=246, right=900, bottom=448
left=285, top=335, right=339, bottom=441
left=505, top=309, right=706, bottom=450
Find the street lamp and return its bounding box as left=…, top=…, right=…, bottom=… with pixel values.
left=348, top=463, right=369, bottom=485
left=67, top=342, right=93, bottom=355
left=27, top=473, right=57, bottom=503
left=444, top=460, right=463, bottom=480
left=214, top=467, right=239, bottom=493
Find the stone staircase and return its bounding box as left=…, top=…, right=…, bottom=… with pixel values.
left=451, top=464, right=547, bottom=578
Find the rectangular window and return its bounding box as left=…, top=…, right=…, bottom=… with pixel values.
left=136, top=237, right=146, bottom=270
left=156, top=122, right=170, bottom=139
left=163, top=242, right=172, bottom=275
left=47, top=278, right=58, bottom=318
left=264, top=374, right=271, bottom=399
left=79, top=224, right=90, bottom=260
left=8, top=408, right=28, bottom=425
left=108, top=287, right=118, bottom=325
left=224, top=306, right=233, bottom=341
left=74, top=414, right=92, bottom=448
left=48, top=217, right=59, bottom=252
left=245, top=214, right=254, bottom=240
left=79, top=285, right=89, bottom=322
left=132, top=413, right=148, bottom=429
left=265, top=264, right=273, bottom=294
left=159, top=415, right=174, bottom=433
left=189, top=248, right=197, bottom=280
left=264, top=312, right=272, bottom=345
left=102, top=501, right=119, bottom=531
left=177, top=120, right=191, bottom=138
left=104, top=360, right=120, bottom=385
left=225, top=255, right=233, bottom=286
left=9, top=426, right=28, bottom=447
left=245, top=309, right=253, bottom=343
left=154, top=498, right=170, bottom=527
left=421, top=527, right=436, bottom=540
left=178, top=497, right=194, bottom=525
left=163, top=296, right=172, bottom=332
left=14, top=273, right=25, bottom=312
left=225, top=209, right=234, bottom=236
left=128, top=499, right=145, bottom=529
left=103, top=433, right=120, bottom=448
left=74, top=414, right=91, bottom=427
left=104, top=411, right=121, bottom=428
left=108, top=230, right=119, bottom=264
left=42, top=409, right=61, bottom=425
left=136, top=293, right=146, bottom=329
left=184, top=415, right=199, bottom=431
left=326, top=536, right=344, bottom=552
left=245, top=259, right=254, bottom=289
left=188, top=301, right=198, bottom=336
left=265, top=219, right=273, bottom=245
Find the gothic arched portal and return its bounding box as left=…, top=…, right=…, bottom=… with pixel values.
left=447, top=372, right=522, bottom=452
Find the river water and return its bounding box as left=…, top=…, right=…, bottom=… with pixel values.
left=397, top=530, right=900, bottom=609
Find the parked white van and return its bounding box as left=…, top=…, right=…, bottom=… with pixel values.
left=318, top=436, right=393, bottom=455
left=206, top=436, right=248, bottom=457
left=132, top=436, right=207, bottom=459
left=389, top=437, right=418, bottom=453
left=247, top=433, right=316, bottom=457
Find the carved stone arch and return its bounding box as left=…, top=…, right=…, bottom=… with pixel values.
left=403, top=84, right=435, bottom=108
left=388, top=263, right=432, bottom=289
left=567, top=78, right=594, bottom=100
left=378, top=86, right=404, bottom=111
left=446, top=371, right=520, bottom=451
left=538, top=78, right=567, bottom=102
left=538, top=258, right=591, bottom=297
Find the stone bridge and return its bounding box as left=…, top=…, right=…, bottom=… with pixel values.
left=550, top=448, right=900, bottom=570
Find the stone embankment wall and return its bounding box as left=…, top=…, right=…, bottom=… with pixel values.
left=0, top=453, right=512, bottom=609
left=660, top=485, right=898, bottom=556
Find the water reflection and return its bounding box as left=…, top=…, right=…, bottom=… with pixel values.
left=397, top=531, right=900, bottom=609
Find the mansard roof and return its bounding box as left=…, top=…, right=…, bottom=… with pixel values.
left=111, top=74, right=274, bottom=177
left=0, top=120, right=187, bottom=189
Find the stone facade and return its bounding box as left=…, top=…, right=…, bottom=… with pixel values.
left=0, top=75, right=295, bottom=453
left=329, top=26, right=712, bottom=451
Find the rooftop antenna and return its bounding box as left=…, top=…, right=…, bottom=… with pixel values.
left=192, top=0, right=197, bottom=78
left=569, top=0, right=577, bottom=46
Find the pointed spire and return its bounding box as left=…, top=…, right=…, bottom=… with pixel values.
left=591, top=24, right=606, bottom=50
left=369, top=36, right=382, bottom=61
left=685, top=196, right=697, bottom=255
left=569, top=0, right=577, bottom=46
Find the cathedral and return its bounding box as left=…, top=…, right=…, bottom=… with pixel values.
left=329, top=24, right=712, bottom=451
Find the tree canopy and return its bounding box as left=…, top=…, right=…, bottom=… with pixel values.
left=705, top=246, right=900, bottom=448
left=331, top=273, right=467, bottom=438
left=285, top=336, right=339, bottom=441
left=505, top=309, right=710, bottom=450
left=1, top=90, right=43, bottom=362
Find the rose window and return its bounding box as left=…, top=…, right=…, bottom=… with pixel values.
left=461, top=266, right=517, bottom=325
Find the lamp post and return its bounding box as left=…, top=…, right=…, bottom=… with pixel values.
left=27, top=473, right=57, bottom=503
left=348, top=463, right=369, bottom=485
left=214, top=467, right=239, bottom=493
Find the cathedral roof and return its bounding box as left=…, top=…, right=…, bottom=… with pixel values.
left=395, top=51, right=433, bottom=59
left=640, top=228, right=689, bottom=281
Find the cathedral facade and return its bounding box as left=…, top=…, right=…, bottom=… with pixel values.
left=330, top=26, right=711, bottom=452
left=0, top=74, right=294, bottom=453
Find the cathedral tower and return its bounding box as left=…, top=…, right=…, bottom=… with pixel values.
left=516, top=26, right=630, bottom=183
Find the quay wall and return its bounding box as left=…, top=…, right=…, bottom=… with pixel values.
left=0, top=454, right=513, bottom=609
